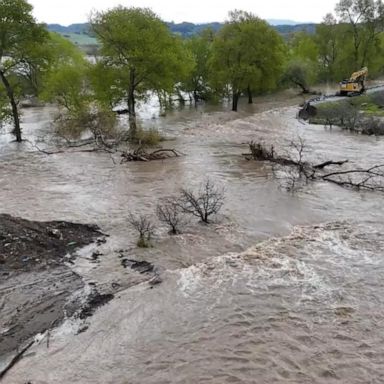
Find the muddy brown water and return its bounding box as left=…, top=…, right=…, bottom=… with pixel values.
left=1, top=91, right=384, bottom=383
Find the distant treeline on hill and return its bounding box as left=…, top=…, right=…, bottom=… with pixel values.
left=47, top=21, right=316, bottom=42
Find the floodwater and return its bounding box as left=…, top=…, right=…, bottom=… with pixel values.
left=1, top=91, right=384, bottom=383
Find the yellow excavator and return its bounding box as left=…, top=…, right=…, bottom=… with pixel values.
left=339, top=67, right=368, bottom=96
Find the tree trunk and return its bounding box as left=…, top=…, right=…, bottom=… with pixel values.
left=0, top=70, right=22, bottom=142
left=232, top=91, right=240, bottom=112
left=247, top=86, right=253, bottom=104
left=177, top=90, right=185, bottom=106
left=193, top=90, right=198, bottom=106
left=128, top=69, right=136, bottom=136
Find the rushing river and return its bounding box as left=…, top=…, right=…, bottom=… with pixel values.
left=1, top=91, right=384, bottom=383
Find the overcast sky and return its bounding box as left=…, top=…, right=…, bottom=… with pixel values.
left=29, top=0, right=339, bottom=25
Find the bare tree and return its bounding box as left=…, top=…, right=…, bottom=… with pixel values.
left=127, top=213, right=155, bottom=248
left=178, top=179, right=225, bottom=223
left=156, top=197, right=187, bottom=234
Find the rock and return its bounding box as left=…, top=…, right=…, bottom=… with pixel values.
left=47, top=228, right=62, bottom=239
left=121, top=259, right=154, bottom=274
left=91, top=251, right=102, bottom=261
left=96, top=238, right=107, bottom=246
left=78, top=290, right=114, bottom=320
left=148, top=275, right=162, bottom=286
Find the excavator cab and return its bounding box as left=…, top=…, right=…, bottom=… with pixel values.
left=339, top=67, right=368, bottom=96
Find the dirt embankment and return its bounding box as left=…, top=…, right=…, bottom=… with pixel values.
left=0, top=214, right=104, bottom=359
left=0, top=214, right=103, bottom=272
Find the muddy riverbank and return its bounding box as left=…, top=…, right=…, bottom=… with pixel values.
left=0, top=214, right=104, bottom=359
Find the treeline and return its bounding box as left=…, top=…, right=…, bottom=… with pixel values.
left=46, top=21, right=315, bottom=39
left=285, top=0, right=384, bottom=92
left=1, top=0, right=384, bottom=143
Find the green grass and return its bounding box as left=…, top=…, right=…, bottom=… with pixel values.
left=359, top=102, right=384, bottom=116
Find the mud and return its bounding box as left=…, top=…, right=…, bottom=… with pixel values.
left=0, top=214, right=104, bottom=360
left=77, top=290, right=114, bottom=320
left=0, top=214, right=103, bottom=272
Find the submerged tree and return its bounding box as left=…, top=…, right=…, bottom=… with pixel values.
left=39, top=34, right=117, bottom=143
left=90, top=7, right=190, bottom=134
left=178, top=179, right=225, bottom=223
left=282, top=59, right=316, bottom=94
left=127, top=213, right=155, bottom=248
left=0, top=0, right=48, bottom=142
left=156, top=197, right=187, bottom=234
left=181, top=29, right=215, bottom=104
left=209, top=10, right=285, bottom=111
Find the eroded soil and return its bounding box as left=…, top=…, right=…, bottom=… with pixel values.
left=0, top=213, right=103, bottom=272
left=0, top=214, right=104, bottom=359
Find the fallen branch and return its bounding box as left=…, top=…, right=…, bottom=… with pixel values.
left=321, top=164, right=384, bottom=191
left=313, top=160, right=349, bottom=169
left=26, top=140, right=116, bottom=156
left=0, top=340, right=34, bottom=380
left=244, top=140, right=384, bottom=193
left=121, top=147, right=183, bottom=162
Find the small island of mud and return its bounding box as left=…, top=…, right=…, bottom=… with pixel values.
left=0, top=214, right=105, bottom=359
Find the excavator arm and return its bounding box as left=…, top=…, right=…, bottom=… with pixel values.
left=349, top=67, right=368, bottom=82
left=339, top=67, right=368, bottom=96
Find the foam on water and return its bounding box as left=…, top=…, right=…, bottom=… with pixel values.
left=5, top=221, right=384, bottom=384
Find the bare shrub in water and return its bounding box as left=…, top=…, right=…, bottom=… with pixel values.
left=178, top=179, right=225, bottom=224
left=127, top=213, right=155, bottom=248
left=156, top=197, right=187, bottom=234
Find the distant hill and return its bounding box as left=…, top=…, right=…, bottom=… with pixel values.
left=46, top=21, right=317, bottom=47
left=274, top=23, right=316, bottom=35
left=47, top=23, right=90, bottom=34
left=165, top=22, right=223, bottom=36
left=267, top=19, right=309, bottom=26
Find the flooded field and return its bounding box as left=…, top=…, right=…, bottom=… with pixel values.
left=1, top=92, right=384, bottom=383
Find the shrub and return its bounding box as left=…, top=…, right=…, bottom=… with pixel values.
left=156, top=197, right=187, bottom=234
left=178, top=179, right=225, bottom=223
left=369, top=91, right=384, bottom=108
left=54, top=105, right=117, bottom=141
left=132, top=127, right=163, bottom=147
left=127, top=213, right=155, bottom=248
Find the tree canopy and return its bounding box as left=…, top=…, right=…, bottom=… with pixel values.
left=209, top=10, right=285, bottom=111
left=90, top=6, right=192, bottom=132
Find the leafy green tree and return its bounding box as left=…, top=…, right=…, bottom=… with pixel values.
left=181, top=29, right=214, bottom=104
left=286, top=32, right=320, bottom=89
left=88, top=63, right=127, bottom=111
left=289, top=32, right=319, bottom=63
left=0, top=0, right=48, bottom=142
left=42, top=64, right=89, bottom=114
left=209, top=10, right=285, bottom=111
left=336, top=0, right=384, bottom=69
left=90, top=7, right=190, bottom=133
left=282, top=59, right=316, bottom=93
left=315, top=14, right=341, bottom=81
left=41, top=34, right=89, bottom=113
left=40, top=35, right=117, bottom=142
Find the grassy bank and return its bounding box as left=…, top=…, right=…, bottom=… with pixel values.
left=309, top=91, right=384, bottom=135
